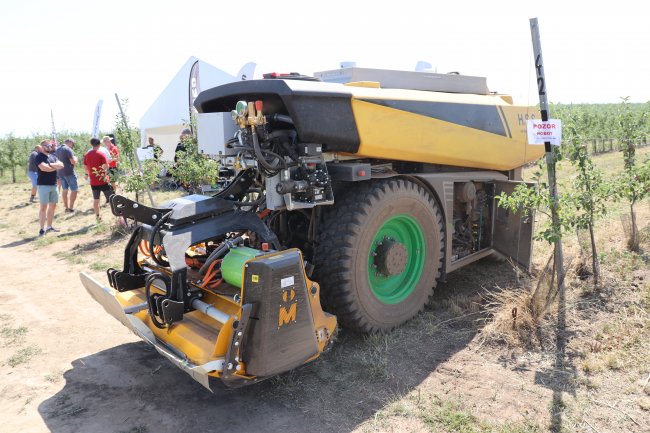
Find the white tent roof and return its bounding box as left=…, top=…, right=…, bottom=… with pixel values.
left=139, top=57, right=254, bottom=160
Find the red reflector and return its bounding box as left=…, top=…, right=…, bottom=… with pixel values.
left=255, top=100, right=263, bottom=112
left=358, top=170, right=366, bottom=177
left=261, top=242, right=270, bottom=251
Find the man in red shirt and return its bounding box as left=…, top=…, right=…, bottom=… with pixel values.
left=84, top=138, right=113, bottom=221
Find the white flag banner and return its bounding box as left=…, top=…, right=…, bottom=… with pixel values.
left=189, top=60, right=201, bottom=120
left=50, top=109, right=58, bottom=144
left=92, top=100, right=103, bottom=138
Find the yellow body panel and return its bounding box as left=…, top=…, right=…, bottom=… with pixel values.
left=342, top=88, right=543, bottom=171
left=115, top=289, right=232, bottom=367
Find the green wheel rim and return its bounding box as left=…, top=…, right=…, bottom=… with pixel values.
left=368, top=214, right=426, bottom=304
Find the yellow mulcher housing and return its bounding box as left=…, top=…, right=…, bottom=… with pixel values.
left=81, top=67, right=542, bottom=390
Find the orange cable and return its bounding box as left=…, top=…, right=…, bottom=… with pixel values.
left=208, top=278, right=223, bottom=290
left=201, top=259, right=223, bottom=288
left=139, top=240, right=151, bottom=257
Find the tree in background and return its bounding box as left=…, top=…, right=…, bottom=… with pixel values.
left=0, top=134, right=31, bottom=183
left=616, top=97, right=645, bottom=169
left=614, top=97, right=649, bottom=251
left=112, top=99, right=159, bottom=197
left=563, top=111, right=610, bottom=286
left=613, top=159, right=650, bottom=252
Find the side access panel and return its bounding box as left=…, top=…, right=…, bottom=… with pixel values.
left=492, top=181, right=534, bottom=271
left=412, top=171, right=510, bottom=275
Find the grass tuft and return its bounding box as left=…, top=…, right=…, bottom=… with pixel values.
left=1, top=324, right=28, bottom=347
left=7, top=345, right=42, bottom=367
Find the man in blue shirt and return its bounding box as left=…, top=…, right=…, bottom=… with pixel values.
left=56, top=138, right=79, bottom=213
left=27, top=144, right=42, bottom=203
left=35, top=140, right=64, bottom=236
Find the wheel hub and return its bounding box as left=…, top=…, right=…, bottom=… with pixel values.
left=374, top=237, right=408, bottom=276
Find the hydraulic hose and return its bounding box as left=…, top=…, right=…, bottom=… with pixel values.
left=145, top=273, right=170, bottom=329
left=199, top=236, right=244, bottom=275
left=149, top=211, right=171, bottom=267
left=251, top=126, right=286, bottom=173
left=270, top=114, right=294, bottom=125
left=199, top=244, right=228, bottom=275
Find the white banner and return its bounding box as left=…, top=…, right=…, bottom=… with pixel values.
left=527, top=119, right=562, bottom=146
left=92, top=100, right=103, bottom=138
left=50, top=109, right=58, bottom=144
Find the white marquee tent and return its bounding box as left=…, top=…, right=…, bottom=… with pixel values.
left=139, top=57, right=255, bottom=161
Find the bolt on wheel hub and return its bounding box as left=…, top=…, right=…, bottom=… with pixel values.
left=374, top=237, right=408, bottom=276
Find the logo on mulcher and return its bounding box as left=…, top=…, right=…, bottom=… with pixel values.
left=278, top=289, right=297, bottom=327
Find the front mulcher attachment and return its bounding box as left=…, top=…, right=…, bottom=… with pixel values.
left=80, top=194, right=336, bottom=390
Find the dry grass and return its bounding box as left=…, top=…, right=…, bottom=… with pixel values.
left=479, top=286, right=542, bottom=349
left=362, top=392, right=544, bottom=433
left=476, top=252, right=567, bottom=350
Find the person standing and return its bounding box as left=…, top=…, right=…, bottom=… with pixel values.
left=102, top=135, right=119, bottom=192
left=84, top=138, right=113, bottom=221
left=35, top=140, right=64, bottom=236
left=145, top=136, right=163, bottom=160
left=102, top=135, right=120, bottom=175
left=50, top=140, right=61, bottom=193
left=27, top=144, right=42, bottom=203
left=174, top=128, right=191, bottom=164
left=56, top=138, right=79, bottom=213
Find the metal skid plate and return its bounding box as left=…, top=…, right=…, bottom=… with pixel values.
left=79, top=272, right=224, bottom=391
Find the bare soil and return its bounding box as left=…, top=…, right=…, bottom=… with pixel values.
left=0, top=176, right=648, bottom=433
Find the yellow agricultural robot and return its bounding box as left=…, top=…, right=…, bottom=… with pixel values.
left=80, top=67, right=542, bottom=390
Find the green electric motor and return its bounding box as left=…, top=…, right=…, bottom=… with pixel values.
left=221, top=246, right=262, bottom=288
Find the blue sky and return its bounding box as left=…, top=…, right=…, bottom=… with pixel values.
left=1, top=0, right=648, bottom=137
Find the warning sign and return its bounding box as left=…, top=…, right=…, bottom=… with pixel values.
left=527, top=119, right=562, bottom=146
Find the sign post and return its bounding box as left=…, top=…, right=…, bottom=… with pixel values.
left=530, top=17, right=566, bottom=344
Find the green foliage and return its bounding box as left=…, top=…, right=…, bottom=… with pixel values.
left=110, top=106, right=218, bottom=196
left=497, top=158, right=572, bottom=244
left=0, top=133, right=31, bottom=182
left=609, top=97, right=650, bottom=251
left=111, top=99, right=154, bottom=194
left=612, top=158, right=650, bottom=206
left=561, top=109, right=612, bottom=284
left=167, top=141, right=219, bottom=193
left=553, top=101, right=650, bottom=154
left=562, top=110, right=611, bottom=229
left=501, top=98, right=648, bottom=253
left=616, top=97, right=647, bottom=169
left=166, top=118, right=219, bottom=193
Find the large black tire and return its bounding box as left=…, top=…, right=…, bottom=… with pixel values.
left=315, top=178, right=444, bottom=333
